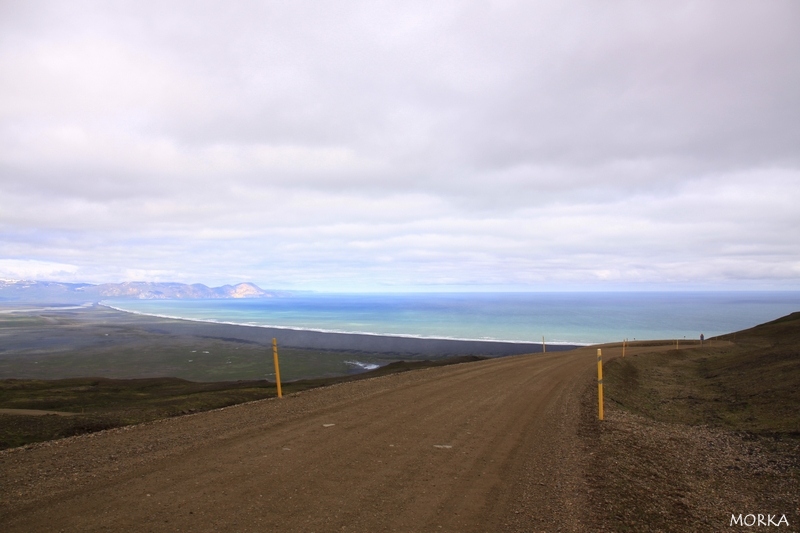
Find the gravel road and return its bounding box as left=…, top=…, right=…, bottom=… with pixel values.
left=1, top=348, right=596, bottom=532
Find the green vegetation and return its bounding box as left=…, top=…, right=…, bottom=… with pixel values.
left=604, top=312, right=800, bottom=436
left=585, top=313, right=800, bottom=532
left=0, top=339, right=405, bottom=383
left=0, top=356, right=483, bottom=450
left=0, top=310, right=423, bottom=382
left=0, top=377, right=274, bottom=449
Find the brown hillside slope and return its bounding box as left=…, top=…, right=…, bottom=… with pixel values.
left=604, top=312, right=800, bottom=435
left=583, top=313, right=800, bottom=532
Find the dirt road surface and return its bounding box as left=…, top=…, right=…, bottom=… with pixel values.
left=1, top=348, right=599, bottom=532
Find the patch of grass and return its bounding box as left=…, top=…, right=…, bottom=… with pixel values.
left=0, top=311, right=426, bottom=382
left=0, top=356, right=484, bottom=450
left=0, top=377, right=274, bottom=413
left=584, top=313, right=800, bottom=532
left=0, top=377, right=276, bottom=449
left=0, top=414, right=120, bottom=450
left=0, top=315, right=52, bottom=327
left=0, top=341, right=416, bottom=382
left=604, top=312, right=800, bottom=436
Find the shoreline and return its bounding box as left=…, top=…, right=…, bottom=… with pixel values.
left=0, top=303, right=579, bottom=381
left=89, top=303, right=574, bottom=356
left=98, top=302, right=586, bottom=348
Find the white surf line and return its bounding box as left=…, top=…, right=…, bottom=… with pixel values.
left=0, top=303, right=95, bottom=314
left=98, top=302, right=592, bottom=346
left=344, top=361, right=381, bottom=371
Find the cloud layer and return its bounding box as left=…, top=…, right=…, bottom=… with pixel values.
left=1, top=1, right=799, bottom=290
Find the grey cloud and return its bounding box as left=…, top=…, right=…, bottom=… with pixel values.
left=1, top=1, right=799, bottom=289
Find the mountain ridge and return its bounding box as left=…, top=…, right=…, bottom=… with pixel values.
left=0, top=280, right=280, bottom=303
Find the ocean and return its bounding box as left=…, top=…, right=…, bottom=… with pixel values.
left=104, top=291, right=800, bottom=345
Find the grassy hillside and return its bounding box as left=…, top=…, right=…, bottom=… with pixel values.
left=604, top=312, right=800, bottom=436
left=585, top=312, right=800, bottom=532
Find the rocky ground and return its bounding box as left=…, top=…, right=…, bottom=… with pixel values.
left=581, top=395, right=799, bottom=532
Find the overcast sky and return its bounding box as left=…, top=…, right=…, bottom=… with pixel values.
left=1, top=1, right=799, bottom=291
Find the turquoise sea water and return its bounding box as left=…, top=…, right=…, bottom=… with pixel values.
left=105, top=292, right=800, bottom=345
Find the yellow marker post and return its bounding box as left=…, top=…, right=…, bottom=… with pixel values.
left=622, top=339, right=626, bottom=358
left=272, top=337, right=283, bottom=399
left=542, top=336, right=546, bottom=353
left=597, top=348, right=604, bottom=420
left=676, top=338, right=679, bottom=351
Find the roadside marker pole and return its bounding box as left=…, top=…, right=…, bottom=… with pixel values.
left=272, top=338, right=283, bottom=399
left=542, top=336, right=546, bottom=353
left=676, top=338, right=679, bottom=351
left=622, top=339, right=626, bottom=358
left=597, top=348, right=604, bottom=421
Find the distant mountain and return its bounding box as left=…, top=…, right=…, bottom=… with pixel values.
left=0, top=280, right=280, bottom=303
left=90, top=281, right=273, bottom=299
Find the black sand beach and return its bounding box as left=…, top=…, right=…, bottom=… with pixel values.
left=0, top=304, right=574, bottom=381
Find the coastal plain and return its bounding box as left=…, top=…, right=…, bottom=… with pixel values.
left=0, top=304, right=556, bottom=382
